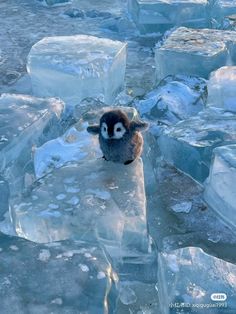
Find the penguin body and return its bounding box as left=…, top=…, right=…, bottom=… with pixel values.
left=87, top=109, right=148, bottom=164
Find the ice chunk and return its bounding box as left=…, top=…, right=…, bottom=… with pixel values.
left=212, top=0, right=236, bottom=24
left=10, top=158, right=149, bottom=257
left=158, top=107, right=236, bottom=183
left=27, top=35, right=127, bottom=105
left=158, top=247, right=236, bottom=314
left=0, top=176, right=9, bottom=220
left=0, top=94, right=64, bottom=196
left=155, top=27, right=236, bottom=82
left=207, top=66, right=236, bottom=112
left=128, top=0, right=209, bottom=34
left=171, top=201, right=192, bottom=213
left=0, top=233, right=117, bottom=313
left=37, top=0, right=70, bottom=6
left=135, top=75, right=206, bottom=125
left=204, top=145, right=236, bottom=230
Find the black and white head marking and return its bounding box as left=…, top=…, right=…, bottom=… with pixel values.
left=99, top=110, right=129, bottom=140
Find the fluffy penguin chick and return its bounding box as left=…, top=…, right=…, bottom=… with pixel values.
left=87, top=109, right=149, bottom=165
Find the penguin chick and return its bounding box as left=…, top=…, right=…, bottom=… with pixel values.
left=87, top=109, right=149, bottom=165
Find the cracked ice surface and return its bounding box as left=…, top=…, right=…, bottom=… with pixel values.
left=135, top=75, right=207, bottom=125
left=0, top=93, right=64, bottom=195
left=158, top=246, right=236, bottom=314
left=0, top=232, right=117, bottom=314
left=10, top=158, right=149, bottom=261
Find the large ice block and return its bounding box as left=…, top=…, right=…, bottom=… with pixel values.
left=135, top=75, right=206, bottom=125
left=158, top=107, right=236, bottom=183
left=128, top=0, right=209, bottom=34
left=155, top=27, right=236, bottom=82
left=158, top=247, right=236, bottom=314
left=27, top=35, right=127, bottom=105
left=0, top=93, right=64, bottom=195
left=204, top=145, right=236, bottom=230
left=0, top=233, right=117, bottom=314
left=207, top=66, right=236, bottom=112
left=10, top=158, right=149, bottom=257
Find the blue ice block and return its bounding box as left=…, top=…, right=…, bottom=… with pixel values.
left=204, top=145, right=236, bottom=230
left=158, top=107, right=236, bottom=183
left=158, top=246, right=236, bottom=314
left=207, top=66, right=236, bottom=112
left=128, top=0, right=210, bottom=34
left=0, top=93, right=64, bottom=196
left=27, top=35, right=127, bottom=105
left=155, top=27, right=236, bottom=82
left=0, top=233, right=117, bottom=314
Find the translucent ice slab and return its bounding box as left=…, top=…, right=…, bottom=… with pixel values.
left=155, top=27, right=236, bottom=82
left=135, top=75, right=206, bottom=125
left=0, top=233, right=117, bottom=314
left=10, top=158, right=149, bottom=258
left=158, top=247, right=236, bottom=314
left=158, top=107, right=236, bottom=183
left=27, top=35, right=127, bottom=105
left=204, top=145, right=236, bottom=230
left=128, top=0, right=209, bottom=34
left=207, top=66, right=236, bottom=112
left=0, top=93, right=64, bottom=196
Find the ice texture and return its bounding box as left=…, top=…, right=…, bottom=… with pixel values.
left=37, top=0, right=70, bottom=6
left=128, top=0, right=209, bottom=34
left=0, top=176, right=9, bottom=220
left=27, top=35, right=127, bottom=105
left=212, top=0, right=236, bottom=24
left=158, top=107, right=236, bottom=183
left=158, top=246, right=236, bottom=314
left=155, top=27, right=236, bottom=82
left=0, top=233, right=117, bottom=314
left=34, top=125, right=101, bottom=178
left=0, top=93, right=64, bottom=195
left=204, top=145, right=236, bottom=230
left=207, top=66, right=236, bottom=112
left=135, top=75, right=206, bottom=125
left=10, top=158, right=149, bottom=259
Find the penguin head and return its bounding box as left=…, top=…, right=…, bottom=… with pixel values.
left=100, top=110, right=129, bottom=140
left=87, top=109, right=149, bottom=139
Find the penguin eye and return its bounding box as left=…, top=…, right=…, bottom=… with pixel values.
left=103, top=126, right=107, bottom=132
left=116, top=127, right=121, bottom=132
